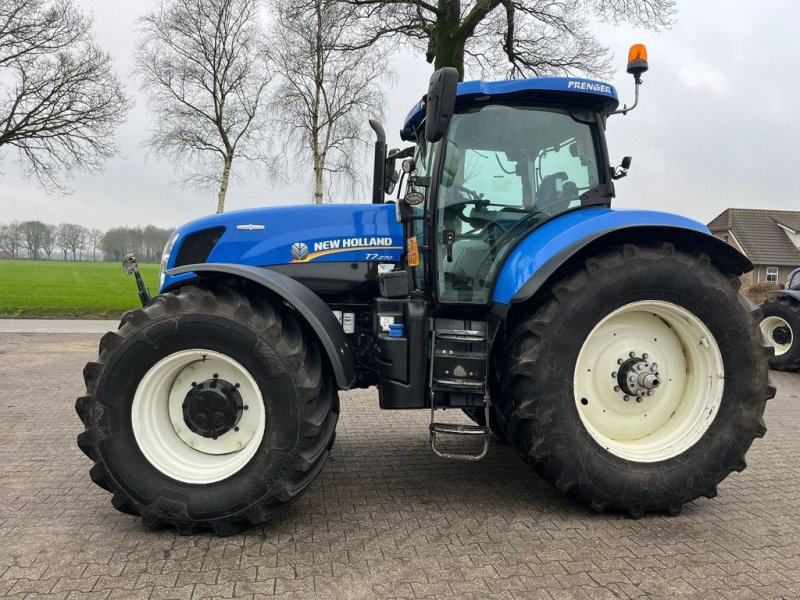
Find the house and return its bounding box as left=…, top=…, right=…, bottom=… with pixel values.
left=707, top=208, right=800, bottom=288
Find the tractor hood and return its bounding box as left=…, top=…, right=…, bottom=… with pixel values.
left=161, top=203, right=404, bottom=291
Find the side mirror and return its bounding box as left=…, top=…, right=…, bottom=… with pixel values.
left=611, top=156, right=632, bottom=180
left=385, top=169, right=399, bottom=195
left=425, top=67, right=459, bottom=143
left=384, top=148, right=399, bottom=193
left=385, top=146, right=415, bottom=194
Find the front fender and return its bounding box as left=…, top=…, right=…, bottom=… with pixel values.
left=493, top=208, right=752, bottom=305
left=164, top=263, right=356, bottom=390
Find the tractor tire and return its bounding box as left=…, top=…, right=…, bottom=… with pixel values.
left=461, top=408, right=506, bottom=442
left=76, top=285, right=338, bottom=535
left=494, top=242, right=774, bottom=517
left=760, top=297, right=800, bottom=371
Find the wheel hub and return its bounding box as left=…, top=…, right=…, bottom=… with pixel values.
left=772, top=326, right=791, bottom=346
left=614, top=353, right=661, bottom=402
left=182, top=377, right=243, bottom=439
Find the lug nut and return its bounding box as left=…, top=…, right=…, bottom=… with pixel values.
left=629, top=352, right=635, bottom=358
left=614, top=386, right=621, bottom=392
left=642, top=353, right=649, bottom=359
left=636, top=397, right=643, bottom=403
left=618, top=358, right=624, bottom=365
left=623, top=395, right=630, bottom=401
left=611, top=372, right=617, bottom=378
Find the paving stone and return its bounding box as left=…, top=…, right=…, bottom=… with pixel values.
left=1, top=333, right=798, bottom=600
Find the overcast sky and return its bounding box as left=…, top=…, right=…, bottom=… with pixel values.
left=0, top=0, right=796, bottom=230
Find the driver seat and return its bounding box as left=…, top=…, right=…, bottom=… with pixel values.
left=535, top=172, right=569, bottom=214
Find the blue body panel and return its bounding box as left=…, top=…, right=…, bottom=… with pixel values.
left=161, top=204, right=403, bottom=293
left=787, top=268, right=800, bottom=291
left=402, top=76, right=619, bottom=139
left=492, top=208, right=711, bottom=305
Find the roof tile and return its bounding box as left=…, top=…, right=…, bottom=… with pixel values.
left=707, top=208, right=800, bottom=265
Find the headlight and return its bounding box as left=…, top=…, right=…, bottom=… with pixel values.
left=159, top=231, right=180, bottom=289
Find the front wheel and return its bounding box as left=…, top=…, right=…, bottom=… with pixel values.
left=76, top=285, right=338, bottom=535
left=495, top=242, right=773, bottom=516
left=760, top=297, right=800, bottom=371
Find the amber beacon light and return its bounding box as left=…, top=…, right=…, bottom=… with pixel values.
left=626, top=44, right=649, bottom=80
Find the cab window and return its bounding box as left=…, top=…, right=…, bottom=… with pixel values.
left=435, top=104, right=603, bottom=304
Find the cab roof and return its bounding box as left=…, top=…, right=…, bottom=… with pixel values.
left=401, top=76, right=619, bottom=141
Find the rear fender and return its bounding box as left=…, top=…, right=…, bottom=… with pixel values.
left=164, top=263, right=356, bottom=390
left=764, top=290, right=800, bottom=302
left=493, top=208, right=752, bottom=306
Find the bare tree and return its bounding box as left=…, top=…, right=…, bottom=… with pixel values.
left=0, top=221, right=23, bottom=258
left=19, top=219, right=47, bottom=258
left=0, top=0, right=132, bottom=189
left=339, top=0, right=676, bottom=80
left=41, top=223, right=55, bottom=259
left=88, top=228, right=103, bottom=261
left=101, top=225, right=171, bottom=263
left=136, top=0, right=274, bottom=213
left=56, top=222, right=86, bottom=260
left=270, top=0, right=388, bottom=204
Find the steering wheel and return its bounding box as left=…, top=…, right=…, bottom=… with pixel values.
left=441, top=184, right=494, bottom=231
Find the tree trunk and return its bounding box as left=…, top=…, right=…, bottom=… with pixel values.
left=433, top=37, right=466, bottom=80
left=313, top=153, right=325, bottom=204
left=216, top=153, right=233, bottom=213
left=432, top=0, right=466, bottom=80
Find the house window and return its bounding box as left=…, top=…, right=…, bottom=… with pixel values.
left=722, top=233, right=730, bottom=243
left=766, top=267, right=779, bottom=284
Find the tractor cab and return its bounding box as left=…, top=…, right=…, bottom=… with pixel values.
left=397, top=76, right=620, bottom=306
left=368, top=56, right=646, bottom=458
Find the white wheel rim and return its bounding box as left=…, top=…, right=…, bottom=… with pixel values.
left=573, top=300, right=724, bottom=463
left=131, top=349, right=266, bottom=484
left=760, top=316, right=793, bottom=356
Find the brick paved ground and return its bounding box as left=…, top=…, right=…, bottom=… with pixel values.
left=1, top=332, right=799, bottom=600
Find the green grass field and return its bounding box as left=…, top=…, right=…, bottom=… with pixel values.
left=0, top=260, right=160, bottom=318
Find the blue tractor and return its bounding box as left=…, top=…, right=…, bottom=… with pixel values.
left=760, top=267, right=800, bottom=370
left=77, top=46, right=774, bottom=534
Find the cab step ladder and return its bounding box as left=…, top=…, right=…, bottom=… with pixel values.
left=428, top=322, right=491, bottom=460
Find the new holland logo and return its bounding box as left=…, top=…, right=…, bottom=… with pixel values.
left=291, top=242, right=309, bottom=261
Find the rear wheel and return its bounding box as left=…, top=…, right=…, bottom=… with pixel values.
left=495, top=242, right=773, bottom=516
left=76, top=285, right=338, bottom=535
left=760, top=297, right=800, bottom=370
left=461, top=407, right=507, bottom=442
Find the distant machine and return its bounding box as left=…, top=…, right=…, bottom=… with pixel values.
left=760, top=267, right=800, bottom=370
